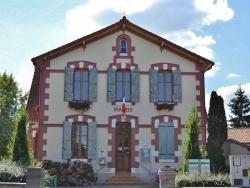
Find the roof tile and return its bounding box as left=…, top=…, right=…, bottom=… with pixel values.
left=228, top=128, right=250, bottom=143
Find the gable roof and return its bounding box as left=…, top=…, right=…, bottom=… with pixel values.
left=228, top=127, right=250, bottom=143
left=31, top=16, right=214, bottom=71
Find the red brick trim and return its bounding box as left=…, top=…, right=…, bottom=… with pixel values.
left=66, top=61, right=97, bottom=69
left=151, top=63, right=180, bottom=70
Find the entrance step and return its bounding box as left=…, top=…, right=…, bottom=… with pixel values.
left=103, top=172, right=147, bottom=185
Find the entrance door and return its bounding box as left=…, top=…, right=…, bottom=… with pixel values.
left=116, top=123, right=131, bottom=172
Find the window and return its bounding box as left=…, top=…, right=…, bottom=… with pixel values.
left=150, top=69, right=182, bottom=103
left=74, top=69, right=89, bottom=101
left=64, top=67, right=97, bottom=102
left=62, top=121, right=97, bottom=160
left=107, top=68, right=140, bottom=102
left=158, top=71, right=173, bottom=102
left=120, top=39, right=127, bottom=53
left=72, top=123, right=87, bottom=158
left=116, top=70, right=131, bottom=101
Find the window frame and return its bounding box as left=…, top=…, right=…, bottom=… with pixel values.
left=73, top=68, right=89, bottom=101
left=158, top=70, right=173, bottom=102
left=116, top=69, right=131, bottom=102
left=71, top=122, right=88, bottom=159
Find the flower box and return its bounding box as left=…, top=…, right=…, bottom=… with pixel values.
left=68, top=101, right=91, bottom=112
left=156, top=102, right=174, bottom=111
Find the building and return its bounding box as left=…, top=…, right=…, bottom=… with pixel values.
left=224, top=128, right=250, bottom=165
left=27, top=17, right=214, bottom=184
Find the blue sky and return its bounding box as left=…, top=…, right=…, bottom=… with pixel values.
left=0, top=0, right=249, bottom=119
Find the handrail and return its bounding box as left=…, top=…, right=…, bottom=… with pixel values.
left=95, top=161, right=111, bottom=173
left=136, top=161, right=150, bottom=173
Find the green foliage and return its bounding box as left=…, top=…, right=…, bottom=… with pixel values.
left=0, top=71, right=27, bottom=159
left=228, top=85, right=250, bottom=127
left=181, top=99, right=202, bottom=173
left=13, top=110, right=31, bottom=166
left=42, top=160, right=98, bottom=186
left=175, top=172, right=231, bottom=187
left=0, top=158, right=26, bottom=183
left=206, top=91, right=227, bottom=172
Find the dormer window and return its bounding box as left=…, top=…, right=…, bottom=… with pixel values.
left=120, top=39, right=127, bottom=53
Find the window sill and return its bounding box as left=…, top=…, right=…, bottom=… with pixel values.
left=119, top=53, right=128, bottom=56
left=115, top=101, right=132, bottom=106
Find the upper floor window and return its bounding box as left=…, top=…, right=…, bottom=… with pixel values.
left=74, top=69, right=89, bottom=101
left=72, top=123, right=88, bottom=158
left=150, top=69, right=182, bottom=103
left=64, top=67, right=97, bottom=102
left=116, top=70, right=131, bottom=101
left=120, top=39, right=127, bottom=53
left=107, top=68, right=140, bottom=103
left=158, top=71, right=173, bottom=102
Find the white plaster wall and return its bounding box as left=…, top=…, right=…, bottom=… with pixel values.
left=45, top=30, right=199, bottom=125
left=43, top=127, right=63, bottom=162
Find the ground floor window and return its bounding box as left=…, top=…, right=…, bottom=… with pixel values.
left=72, top=123, right=88, bottom=158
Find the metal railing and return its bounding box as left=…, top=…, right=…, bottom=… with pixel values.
left=95, top=161, right=111, bottom=173
left=43, top=175, right=57, bottom=188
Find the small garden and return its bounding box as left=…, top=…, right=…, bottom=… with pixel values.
left=0, top=158, right=98, bottom=187
left=42, top=160, right=98, bottom=186
left=175, top=172, right=231, bottom=187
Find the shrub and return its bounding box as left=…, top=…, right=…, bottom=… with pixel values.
left=42, top=160, right=98, bottom=186
left=0, top=158, right=26, bottom=182
left=175, top=172, right=231, bottom=187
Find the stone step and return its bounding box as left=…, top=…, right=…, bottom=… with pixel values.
left=103, top=172, right=147, bottom=185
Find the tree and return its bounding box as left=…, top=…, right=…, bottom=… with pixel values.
left=13, top=110, right=30, bottom=165
left=181, top=99, right=202, bottom=173
left=228, top=85, right=250, bottom=127
left=206, top=91, right=227, bottom=172
left=0, top=71, right=26, bottom=158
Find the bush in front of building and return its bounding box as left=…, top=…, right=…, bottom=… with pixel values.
left=0, top=158, right=26, bottom=183
left=175, top=172, right=231, bottom=187
left=42, top=160, right=98, bottom=186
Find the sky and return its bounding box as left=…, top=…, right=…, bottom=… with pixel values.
left=0, top=0, right=250, bottom=119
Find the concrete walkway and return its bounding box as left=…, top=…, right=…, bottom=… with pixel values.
left=58, top=185, right=159, bottom=188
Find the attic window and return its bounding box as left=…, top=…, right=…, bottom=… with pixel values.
left=120, top=39, right=127, bottom=54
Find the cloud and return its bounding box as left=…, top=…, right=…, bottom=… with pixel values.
left=65, top=0, right=163, bottom=39
left=163, top=31, right=216, bottom=60
left=14, top=67, right=34, bottom=93
left=227, top=73, right=241, bottom=78
left=206, top=83, right=250, bottom=120
left=194, top=0, right=234, bottom=25
left=65, top=0, right=234, bottom=40
left=205, top=62, right=221, bottom=77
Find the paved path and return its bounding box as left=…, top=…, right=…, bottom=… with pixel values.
left=58, top=185, right=159, bottom=188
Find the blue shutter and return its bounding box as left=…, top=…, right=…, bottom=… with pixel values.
left=64, top=67, right=74, bottom=101
left=107, top=68, right=116, bottom=102
left=158, top=122, right=167, bottom=160
left=88, top=122, right=97, bottom=159
left=150, top=69, right=158, bottom=102
left=62, top=121, right=72, bottom=159
left=173, top=69, right=182, bottom=103
left=131, top=68, right=140, bottom=102
left=166, top=122, right=175, bottom=160
left=89, top=68, right=97, bottom=102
